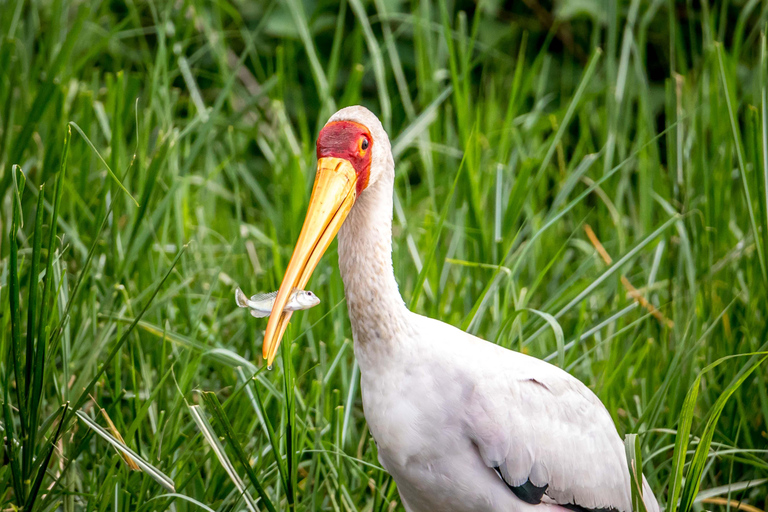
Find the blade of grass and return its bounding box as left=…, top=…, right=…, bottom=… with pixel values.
left=5, top=5, right=86, bottom=185
left=624, top=434, right=648, bottom=512
left=525, top=309, right=565, bottom=368
left=409, top=136, right=469, bottom=307
left=716, top=43, right=768, bottom=287
left=761, top=31, right=768, bottom=280
left=526, top=214, right=679, bottom=344
left=667, top=351, right=768, bottom=512
left=348, top=0, right=391, bottom=129
left=69, top=121, right=139, bottom=206
left=20, top=182, right=47, bottom=484
left=3, top=379, right=24, bottom=502
left=280, top=333, right=298, bottom=509
left=48, top=202, right=113, bottom=354
left=148, top=494, right=217, bottom=512
left=24, top=402, right=68, bottom=511
left=188, top=404, right=258, bottom=512
left=679, top=354, right=768, bottom=512
left=251, top=377, right=289, bottom=496
left=201, top=391, right=277, bottom=512
left=666, top=352, right=702, bottom=512
left=68, top=244, right=186, bottom=417
left=28, top=126, right=70, bottom=481
left=9, top=165, right=27, bottom=435
left=391, top=86, right=452, bottom=159
left=284, top=0, right=333, bottom=115
left=76, top=410, right=175, bottom=491
left=535, top=49, right=602, bottom=183
left=24, top=184, right=46, bottom=406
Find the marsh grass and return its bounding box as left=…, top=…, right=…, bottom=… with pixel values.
left=1, top=1, right=768, bottom=511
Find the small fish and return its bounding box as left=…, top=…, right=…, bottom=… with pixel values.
left=235, top=287, right=320, bottom=318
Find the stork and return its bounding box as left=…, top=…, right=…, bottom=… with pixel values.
left=262, top=106, right=660, bottom=512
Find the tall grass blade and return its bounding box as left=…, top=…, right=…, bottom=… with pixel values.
left=68, top=244, right=186, bottom=415
left=24, top=184, right=46, bottom=404
left=188, top=404, right=258, bottom=512
left=536, top=49, right=602, bottom=182
left=716, top=43, right=768, bottom=286
left=24, top=402, right=68, bottom=510
left=76, top=410, right=175, bottom=491
left=525, top=308, right=565, bottom=368
left=527, top=214, right=678, bottom=344
left=149, top=494, right=217, bottom=512
left=19, top=181, right=47, bottom=485
left=251, top=377, right=290, bottom=496
left=69, top=121, right=139, bottom=206
left=284, top=0, right=333, bottom=114
left=9, top=165, right=27, bottom=434
left=201, top=391, right=278, bottom=512
left=666, top=361, right=700, bottom=512
left=28, top=126, right=70, bottom=484
left=624, top=434, right=648, bottom=512
left=348, top=0, right=391, bottom=129
left=678, top=354, right=768, bottom=512
left=391, top=86, right=452, bottom=159
left=5, top=6, right=86, bottom=182
left=280, top=335, right=298, bottom=509
left=761, top=31, right=768, bottom=275
left=694, top=479, right=768, bottom=502
left=410, top=141, right=469, bottom=307
left=3, top=380, right=24, bottom=502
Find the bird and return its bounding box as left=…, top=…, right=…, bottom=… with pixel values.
left=261, top=106, right=660, bottom=512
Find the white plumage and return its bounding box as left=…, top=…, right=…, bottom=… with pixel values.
left=264, top=106, right=660, bottom=512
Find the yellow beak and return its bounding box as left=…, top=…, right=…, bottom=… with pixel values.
left=262, top=157, right=358, bottom=365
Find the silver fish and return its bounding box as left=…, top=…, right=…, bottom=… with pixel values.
left=235, top=287, right=320, bottom=318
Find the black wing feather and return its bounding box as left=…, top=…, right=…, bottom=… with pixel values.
left=493, top=467, right=547, bottom=504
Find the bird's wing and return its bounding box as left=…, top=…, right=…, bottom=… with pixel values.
left=464, top=349, right=658, bottom=512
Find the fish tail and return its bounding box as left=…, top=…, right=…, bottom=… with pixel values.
left=235, top=288, right=250, bottom=308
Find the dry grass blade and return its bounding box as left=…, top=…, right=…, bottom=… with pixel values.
left=75, top=410, right=175, bottom=491
left=584, top=224, right=673, bottom=328
left=99, top=407, right=140, bottom=471
left=700, top=498, right=764, bottom=512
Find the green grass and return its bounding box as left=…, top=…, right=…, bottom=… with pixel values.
left=1, top=1, right=768, bottom=511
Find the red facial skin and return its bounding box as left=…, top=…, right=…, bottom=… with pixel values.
left=317, top=121, right=372, bottom=196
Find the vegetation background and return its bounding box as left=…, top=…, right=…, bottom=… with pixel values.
left=1, top=0, right=768, bottom=511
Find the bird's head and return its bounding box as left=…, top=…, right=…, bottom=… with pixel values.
left=262, top=106, right=389, bottom=365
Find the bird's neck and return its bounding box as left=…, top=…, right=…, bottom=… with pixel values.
left=337, top=175, right=410, bottom=365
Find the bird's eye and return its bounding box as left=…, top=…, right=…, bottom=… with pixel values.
left=361, top=138, right=369, bottom=151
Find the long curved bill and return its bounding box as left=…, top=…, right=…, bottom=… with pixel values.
left=262, top=157, right=357, bottom=365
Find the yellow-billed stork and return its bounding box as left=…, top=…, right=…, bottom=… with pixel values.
left=262, top=106, right=660, bottom=512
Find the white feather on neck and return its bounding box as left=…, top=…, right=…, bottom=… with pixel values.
left=337, top=157, right=411, bottom=369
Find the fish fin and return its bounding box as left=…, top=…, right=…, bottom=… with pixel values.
left=250, top=290, right=278, bottom=302
left=235, top=288, right=250, bottom=308
left=250, top=309, right=269, bottom=318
